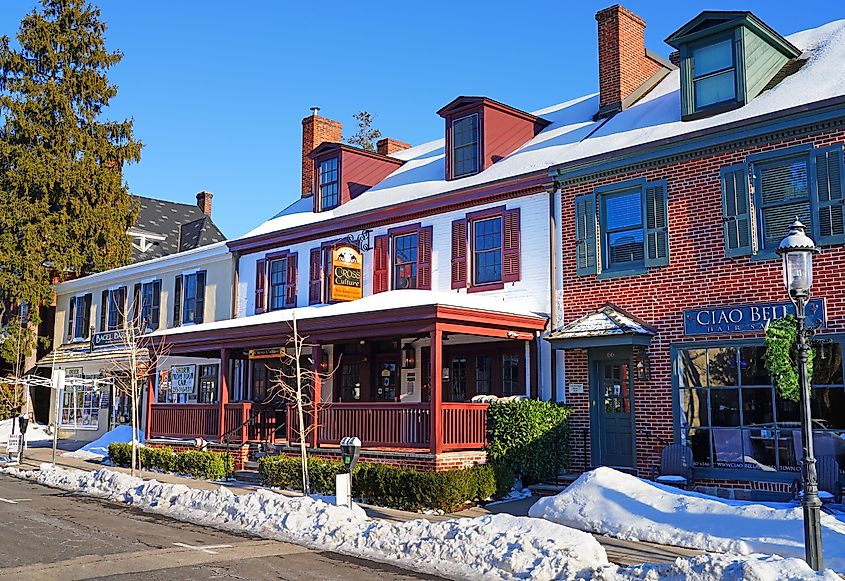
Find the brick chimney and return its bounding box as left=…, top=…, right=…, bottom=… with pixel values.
left=301, top=107, right=342, bottom=197
left=595, top=5, right=663, bottom=118
left=196, top=191, right=213, bottom=217
left=376, top=138, right=411, bottom=156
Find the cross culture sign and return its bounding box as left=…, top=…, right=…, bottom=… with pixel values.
left=684, top=299, right=826, bottom=335
left=330, top=244, right=363, bottom=302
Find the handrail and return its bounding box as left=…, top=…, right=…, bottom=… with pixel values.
left=221, top=399, right=284, bottom=445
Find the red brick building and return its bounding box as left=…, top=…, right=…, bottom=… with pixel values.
left=547, top=8, right=845, bottom=493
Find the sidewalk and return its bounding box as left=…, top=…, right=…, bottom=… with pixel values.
left=14, top=443, right=700, bottom=566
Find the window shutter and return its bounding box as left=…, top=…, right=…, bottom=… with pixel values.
left=309, top=248, right=322, bottom=305
left=255, top=258, right=266, bottom=314
left=67, top=297, right=76, bottom=339
left=150, top=281, right=161, bottom=331
left=285, top=252, right=298, bottom=308
left=502, top=208, right=521, bottom=283
left=173, top=275, right=182, bottom=327
left=813, top=146, right=845, bottom=245
left=574, top=193, right=598, bottom=276
left=417, top=226, right=433, bottom=290
left=100, top=289, right=108, bottom=332
left=644, top=181, right=669, bottom=267
left=720, top=165, right=753, bottom=257
left=133, top=283, right=141, bottom=328
left=451, top=219, right=467, bottom=289
left=117, top=286, right=127, bottom=327
left=373, top=235, right=389, bottom=294
left=195, top=270, right=206, bottom=324
left=82, top=294, right=92, bottom=338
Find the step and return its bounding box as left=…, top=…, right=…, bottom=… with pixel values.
left=527, top=483, right=567, bottom=496
left=243, top=460, right=259, bottom=470
left=232, top=469, right=262, bottom=483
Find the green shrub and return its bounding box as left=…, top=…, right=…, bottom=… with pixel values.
left=258, top=456, right=499, bottom=512
left=108, top=443, right=233, bottom=480
left=487, top=400, right=572, bottom=484
left=491, top=463, right=516, bottom=498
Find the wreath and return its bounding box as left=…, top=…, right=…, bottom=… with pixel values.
left=764, top=315, right=813, bottom=402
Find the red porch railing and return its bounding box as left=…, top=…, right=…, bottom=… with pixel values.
left=148, top=404, right=219, bottom=440
left=286, top=402, right=489, bottom=451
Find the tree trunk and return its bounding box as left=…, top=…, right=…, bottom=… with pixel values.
left=293, top=314, right=310, bottom=494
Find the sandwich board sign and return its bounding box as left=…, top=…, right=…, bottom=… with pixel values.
left=6, top=433, right=22, bottom=464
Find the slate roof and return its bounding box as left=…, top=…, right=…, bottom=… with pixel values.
left=548, top=304, right=656, bottom=341
left=131, top=196, right=226, bottom=262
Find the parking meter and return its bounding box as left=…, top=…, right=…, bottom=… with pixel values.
left=17, top=414, right=29, bottom=462
left=340, top=436, right=361, bottom=473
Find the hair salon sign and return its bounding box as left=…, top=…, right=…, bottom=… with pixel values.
left=683, top=299, right=825, bottom=335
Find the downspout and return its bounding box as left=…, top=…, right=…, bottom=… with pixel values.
left=548, top=180, right=565, bottom=403
left=230, top=250, right=240, bottom=320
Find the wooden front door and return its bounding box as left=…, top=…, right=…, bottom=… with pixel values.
left=595, top=359, right=635, bottom=468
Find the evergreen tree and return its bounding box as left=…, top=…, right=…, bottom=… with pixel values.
left=0, top=0, right=141, bottom=365
left=346, top=110, right=382, bottom=151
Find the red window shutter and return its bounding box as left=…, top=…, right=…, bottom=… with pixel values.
left=503, top=208, right=521, bottom=283
left=309, top=248, right=322, bottom=305
left=417, top=226, right=433, bottom=290
left=285, top=252, right=298, bottom=308
left=255, top=259, right=266, bottom=314
left=451, top=219, right=467, bottom=289
left=373, top=234, right=389, bottom=294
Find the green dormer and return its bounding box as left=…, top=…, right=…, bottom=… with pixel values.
left=666, top=11, right=801, bottom=121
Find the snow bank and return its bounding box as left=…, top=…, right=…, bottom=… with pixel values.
left=27, top=464, right=607, bottom=581
left=62, top=425, right=144, bottom=460
left=607, top=553, right=841, bottom=581
left=0, top=418, right=51, bottom=445
left=529, top=468, right=845, bottom=573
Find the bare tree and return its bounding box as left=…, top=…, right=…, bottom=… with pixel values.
left=268, top=313, right=336, bottom=494
left=106, top=297, right=170, bottom=477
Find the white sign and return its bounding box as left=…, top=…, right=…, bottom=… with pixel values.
left=335, top=473, right=352, bottom=508
left=6, top=433, right=22, bottom=460
left=170, top=365, right=197, bottom=395
left=569, top=383, right=584, bottom=394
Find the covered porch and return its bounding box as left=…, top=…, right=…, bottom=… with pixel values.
left=144, top=291, right=548, bottom=455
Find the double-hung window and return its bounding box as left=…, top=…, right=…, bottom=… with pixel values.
left=691, top=37, right=737, bottom=111
left=756, top=155, right=811, bottom=250
left=452, top=114, right=479, bottom=178
left=373, top=225, right=433, bottom=294
left=575, top=180, right=669, bottom=277
left=268, top=257, right=288, bottom=311
left=67, top=294, right=92, bottom=341
left=139, top=280, right=161, bottom=331
left=392, top=232, right=418, bottom=290
left=319, top=157, right=339, bottom=210
left=173, top=271, right=206, bottom=326
left=473, top=216, right=503, bottom=285
left=101, top=287, right=126, bottom=331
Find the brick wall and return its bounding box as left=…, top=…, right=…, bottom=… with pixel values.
left=301, top=113, right=343, bottom=197
left=559, top=126, right=845, bottom=478
left=376, top=138, right=411, bottom=156
left=272, top=446, right=486, bottom=472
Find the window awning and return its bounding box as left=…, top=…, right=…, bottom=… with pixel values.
left=547, top=303, right=656, bottom=349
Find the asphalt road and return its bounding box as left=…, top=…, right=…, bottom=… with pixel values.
left=0, top=474, right=442, bottom=581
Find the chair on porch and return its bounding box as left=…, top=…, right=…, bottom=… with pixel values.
left=652, top=444, right=694, bottom=489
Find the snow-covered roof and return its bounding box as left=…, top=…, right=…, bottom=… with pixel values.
left=241, top=19, right=845, bottom=241
left=548, top=304, right=655, bottom=341
left=150, top=290, right=547, bottom=338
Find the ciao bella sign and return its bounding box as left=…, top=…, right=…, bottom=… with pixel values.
left=330, top=244, right=363, bottom=302
left=684, top=299, right=826, bottom=336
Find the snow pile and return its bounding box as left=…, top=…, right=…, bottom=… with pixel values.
left=63, top=425, right=144, bottom=460
left=529, top=467, right=845, bottom=573
left=0, top=418, right=51, bottom=445
left=30, top=464, right=607, bottom=581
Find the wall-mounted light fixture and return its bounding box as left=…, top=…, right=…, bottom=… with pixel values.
left=635, top=349, right=650, bottom=381
left=320, top=349, right=329, bottom=373
left=402, top=344, right=416, bottom=369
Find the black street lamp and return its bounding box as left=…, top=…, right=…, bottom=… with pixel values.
left=776, top=219, right=823, bottom=571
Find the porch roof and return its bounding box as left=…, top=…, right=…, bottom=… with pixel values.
left=148, top=290, right=548, bottom=353
left=37, top=344, right=147, bottom=367
left=547, top=303, right=656, bottom=349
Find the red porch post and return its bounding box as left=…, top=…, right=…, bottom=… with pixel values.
left=218, top=348, right=229, bottom=440
left=430, top=326, right=443, bottom=454
left=145, top=355, right=157, bottom=439
left=310, top=345, right=322, bottom=449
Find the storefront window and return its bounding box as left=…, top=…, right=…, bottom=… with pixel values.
left=677, top=342, right=845, bottom=473
left=60, top=383, right=101, bottom=430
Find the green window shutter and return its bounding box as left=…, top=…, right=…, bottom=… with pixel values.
left=720, top=164, right=753, bottom=257
left=644, top=180, right=669, bottom=267
left=812, top=145, right=845, bottom=245
left=574, top=193, right=598, bottom=276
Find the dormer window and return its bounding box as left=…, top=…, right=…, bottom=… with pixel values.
left=666, top=11, right=801, bottom=122
left=319, top=157, right=339, bottom=210
left=452, top=114, right=479, bottom=178
left=691, top=37, right=736, bottom=111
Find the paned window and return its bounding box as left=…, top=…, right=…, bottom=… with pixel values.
left=139, top=281, right=161, bottom=331
left=319, top=157, right=339, bottom=210
left=60, top=383, right=100, bottom=430
left=757, top=156, right=811, bottom=250
left=451, top=357, right=467, bottom=402
left=602, top=189, right=644, bottom=269
left=268, top=258, right=288, bottom=311
left=452, top=114, right=479, bottom=178
left=392, top=233, right=418, bottom=290
left=476, top=356, right=492, bottom=394
left=677, top=343, right=845, bottom=473
left=692, top=38, right=736, bottom=111
left=176, top=271, right=205, bottom=325
left=502, top=353, right=520, bottom=396
left=473, top=217, right=502, bottom=285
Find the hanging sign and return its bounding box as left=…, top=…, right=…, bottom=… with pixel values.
left=170, top=364, right=197, bottom=395
left=683, top=299, right=826, bottom=336
left=330, top=244, right=363, bottom=302
left=248, top=347, right=284, bottom=360
left=92, top=329, right=127, bottom=349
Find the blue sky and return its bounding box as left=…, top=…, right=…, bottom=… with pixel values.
left=1, top=1, right=841, bottom=237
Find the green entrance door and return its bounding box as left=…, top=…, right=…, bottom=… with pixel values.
left=596, top=360, right=635, bottom=468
